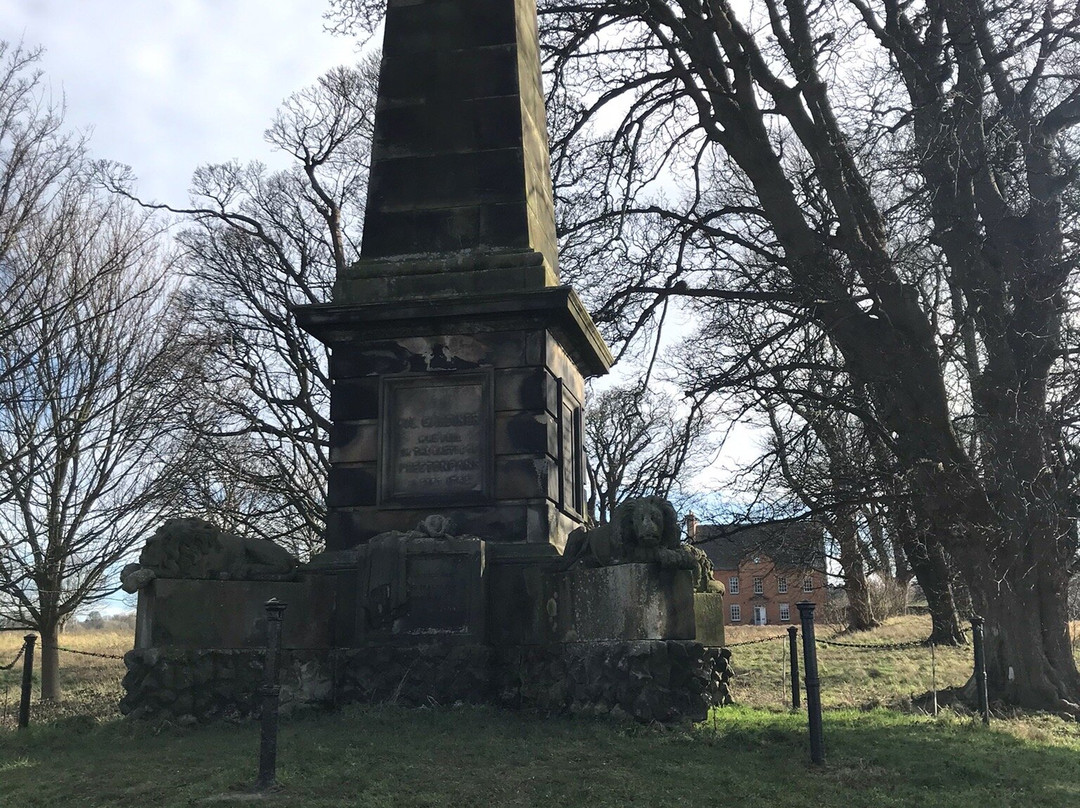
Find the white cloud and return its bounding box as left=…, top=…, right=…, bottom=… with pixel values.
left=1, top=0, right=361, bottom=202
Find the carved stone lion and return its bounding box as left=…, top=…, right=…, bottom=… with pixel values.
left=561, top=497, right=697, bottom=571
left=120, top=518, right=299, bottom=592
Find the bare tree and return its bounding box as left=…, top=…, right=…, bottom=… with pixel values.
left=111, top=61, right=378, bottom=557
left=584, top=380, right=713, bottom=523
left=531, top=0, right=1080, bottom=709
left=0, top=180, right=193, bottom=700
left=0, top=41, right=84, bottom=389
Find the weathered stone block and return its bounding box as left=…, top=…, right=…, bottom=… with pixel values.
left=137, top=579, right=333, bottom=650
left=330, top=378, right=380, bottom=419
left=495, top=367, right=557, bottom=413
left=494, top=455, right=558, bottom=501
left=495, top=410, right=558, bottom=456
left=370, top=150, right=526, bottom=212
left=693, top=592, right=726, bottom=647
left=375, top=97, right=524, bottom=160
left=326, top=464, right=377, bottom=507
left=553, top=564, right=695, bottom=642
left=328, top=534, right=487, bottom=645
left=329, top=422, right=378, bottom=464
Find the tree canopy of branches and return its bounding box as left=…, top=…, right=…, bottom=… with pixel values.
left=0, top=42, right=194, bottom=700
left=535, top=0, right=1080, bottom=710
left=584, top=380, right=713, bottom=523
left=112, top=60, right=378, bottom=558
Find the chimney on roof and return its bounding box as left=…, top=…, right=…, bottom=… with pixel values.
left=684, top=512, right=698, bottom=541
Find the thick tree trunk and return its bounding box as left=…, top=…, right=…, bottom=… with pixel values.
left=969, top=561, right=1080, bottom=711
left=901, top=532, right=966, bottom=645
left=827, top=511, right=879, bottom=631
left=921, top=460, right=1080, bottom=710
left=39, top=621, right=61, bottom=702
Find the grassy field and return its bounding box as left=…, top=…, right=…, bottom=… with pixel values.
left=1, top=617, right=1080, bottom=807
left=724, top=617, right=980, bottom=710
left=0, top=630, right=129, bottom=730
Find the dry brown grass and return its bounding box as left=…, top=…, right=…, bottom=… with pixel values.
left=725, top=613, right=1080, bottom=712
left=0, top=628, right=128, bottom=730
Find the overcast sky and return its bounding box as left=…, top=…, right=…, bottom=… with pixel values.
left=2, top=0, right=363, bottom=204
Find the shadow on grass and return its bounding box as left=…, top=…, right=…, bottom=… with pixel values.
left=1, top=706, right=1078, bottom=808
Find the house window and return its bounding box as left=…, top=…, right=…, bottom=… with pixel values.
left=803, top=575, right=814, bottom=593
left=728, top=576, right=739, bottom=594
left=753, top=577, right=764, bottom=595
left=779, top=603, right=791, bottom=622
left=777, top=576, right=788, bottom=594
left=730, top=604, right=741, bottom=622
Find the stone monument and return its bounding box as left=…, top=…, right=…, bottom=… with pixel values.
left=294, top=0, right=612, bottom=648
left=296, top=0, right=610, bottom=550
left=121, top=0, right=729, bottom=725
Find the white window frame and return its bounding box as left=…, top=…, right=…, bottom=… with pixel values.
left=728, top=576, right=739, bottom=594
left=803, top=575, right=814, bottom=593
left=730, top=604, right=741, bottom=622
left=777, top=576, right=788, bottom=594
left=753, top=576, right=764, bottom=595
left=779, top=603, right=790, bottom=622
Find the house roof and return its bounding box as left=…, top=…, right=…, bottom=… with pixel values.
left=695, top=521, right=826, bottom=571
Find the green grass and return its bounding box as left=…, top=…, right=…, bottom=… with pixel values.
left=3, top=618, right=1080, bottom=806
left=2, top=704, right=1080, bottom=807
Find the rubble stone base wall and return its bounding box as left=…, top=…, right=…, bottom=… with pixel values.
left=495, top=641, right=730, bottom=722
left=121, top=641, right=732, bottom=724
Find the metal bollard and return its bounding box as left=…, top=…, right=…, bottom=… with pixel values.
left=255, top=599, right=287, bottom=790
left=971, top=615, right=990, bottom=725
left=18, top=634, right=36, bottom=729
left=797, top=602, right=824, bottom=765
left=788, top=626, right=800, bottom=710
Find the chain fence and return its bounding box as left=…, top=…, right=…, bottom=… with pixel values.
left=723, top=616, right=977, bottom=719
left=55, top=646, right=125, bottom=661
left=1, top=640, right=27, bottom=671
left=0, top=636, right=127, bottom=731
left=725, top=633, right=789, bottom=648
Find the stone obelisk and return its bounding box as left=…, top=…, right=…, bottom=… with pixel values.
left=296, top=0, right=611, bottom=587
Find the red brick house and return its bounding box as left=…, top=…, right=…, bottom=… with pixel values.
left=689, top=516, right=827, bottom=627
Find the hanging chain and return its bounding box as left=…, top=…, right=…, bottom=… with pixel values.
left=0, top=641, right=27, bottom=671
left=56, top=646, right=124, bottom=660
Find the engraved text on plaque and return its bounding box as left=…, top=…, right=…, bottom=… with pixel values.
left=379, top=371, right=493, bottom=506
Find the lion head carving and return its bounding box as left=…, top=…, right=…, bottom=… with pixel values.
left=562, top=497, right=695, bottom=571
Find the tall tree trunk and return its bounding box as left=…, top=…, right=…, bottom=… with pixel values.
left=39, top=620, right=61, bottom=702
left=827, top=511, right=878, bottom=631
left=971, top=558, right=1079, bottom=710
left=902, top=532, right=966, bottom=645
left=920, top=460, right=1080, bottom=710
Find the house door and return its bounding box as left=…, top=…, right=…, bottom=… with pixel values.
left=753, top=606, right=767, bottom=626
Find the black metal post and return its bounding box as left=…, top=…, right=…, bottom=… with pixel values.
left=18, top=634, right=36, bottom=729
left=971, top=615, right=990, bottom=725
left=256, top=599, right=287, bottom=790
left=797, top=602, right=824, bottom=765
left=788, top=625, right=801, bottom=710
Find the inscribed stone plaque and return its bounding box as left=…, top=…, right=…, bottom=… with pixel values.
left=380, top=371, right=493, bottom=506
